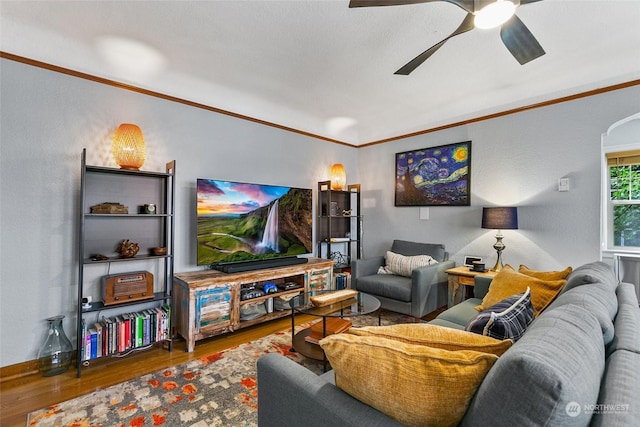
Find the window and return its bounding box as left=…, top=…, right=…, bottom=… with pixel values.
left=607, top=150, right=640, bottom=247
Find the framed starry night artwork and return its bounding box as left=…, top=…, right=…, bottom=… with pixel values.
left=395, top=141, right=471, bottom=207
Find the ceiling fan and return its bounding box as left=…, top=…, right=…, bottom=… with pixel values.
left=349, top=0, right=545, bottom=75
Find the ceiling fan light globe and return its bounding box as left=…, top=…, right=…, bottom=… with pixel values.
left=474, top=0, right=517, bottom=29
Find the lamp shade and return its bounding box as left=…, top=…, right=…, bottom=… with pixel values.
left=112, top=124, right=146, bottom=170
left=330, top=163, right=346, bottom=191
left=482, top=207, right=518, bottom=230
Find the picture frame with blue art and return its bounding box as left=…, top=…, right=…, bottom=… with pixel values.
left=395, top=140, right=471, bottom=206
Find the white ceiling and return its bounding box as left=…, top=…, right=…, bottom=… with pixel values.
left=1, top=0, right=639, bottom=146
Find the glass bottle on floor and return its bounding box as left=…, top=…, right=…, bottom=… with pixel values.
left=37, top=315, right=73, bottom=376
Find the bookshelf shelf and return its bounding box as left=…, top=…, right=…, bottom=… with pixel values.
left=81, top=292, right=170, bottom=313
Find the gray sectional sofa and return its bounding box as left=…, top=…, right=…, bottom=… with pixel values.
left=257, top=261, right=640, bottom=426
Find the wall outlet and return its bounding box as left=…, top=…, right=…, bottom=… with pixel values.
left=558, top=178, right=570, bottom=192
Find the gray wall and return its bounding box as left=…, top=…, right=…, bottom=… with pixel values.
left=0, top=59, right=356, bottom=367
left=358, top=86, right=640, bottom=269
left=2, top=56, right=639, bottom=368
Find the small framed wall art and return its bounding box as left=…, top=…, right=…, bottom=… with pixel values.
left=395, top=140, right=471, bottom=206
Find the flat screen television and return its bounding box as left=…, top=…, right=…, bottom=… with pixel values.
left=196, top=179, right=313, bottom=267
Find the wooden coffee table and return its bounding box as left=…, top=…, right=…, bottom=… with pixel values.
left=289, top=290, right=380, bottom=363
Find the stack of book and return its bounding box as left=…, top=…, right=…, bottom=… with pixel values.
left=80, top=304, right=171, bottom=361
left=334, top=272, right=351, bottom=290
left=304, top=317, right=352, bottom=345
left=89, top=202, right=128, bottom=214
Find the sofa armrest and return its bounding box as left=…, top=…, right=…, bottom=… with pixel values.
left=473, top=276, right=493, bottom=299
left=411, top=260, right=455, bottom=315
left=257, top=353, right=401, bottom=427
left=352, top=255, right=385, bottom=279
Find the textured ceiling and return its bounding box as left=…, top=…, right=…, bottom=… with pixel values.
left=1, top=0, right=639, bottom=146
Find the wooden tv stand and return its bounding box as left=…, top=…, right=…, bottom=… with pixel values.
left=173, top=257, right=333, bottom=352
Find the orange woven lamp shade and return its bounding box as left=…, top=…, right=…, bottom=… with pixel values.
left=112, top=124, right=146, bottom=170
left=330, top=163, right=346, bottom=190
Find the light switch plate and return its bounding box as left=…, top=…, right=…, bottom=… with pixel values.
left=419, top=207, right=429, bottom=220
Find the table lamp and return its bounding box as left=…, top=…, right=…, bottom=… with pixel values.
left=330, top=163, right=346, bottom=191
left=482, top=207, right=518, bottom=272
left=112, top=123, right=146, bottom=170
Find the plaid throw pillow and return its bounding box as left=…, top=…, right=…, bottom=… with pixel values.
left=466, top=287, right=534, bottom=342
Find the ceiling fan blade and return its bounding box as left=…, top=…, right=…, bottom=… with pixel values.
left=349, top=0, right=473, bottom=12
left=349, top=0, right=435, bottom=7
left=500, top=14, right=545, bottom=65
left=395, top=12, right=475, bottom=75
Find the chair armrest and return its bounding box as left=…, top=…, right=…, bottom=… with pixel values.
left=411, top=260, right=456, bottom=316
left=352, top=256, right=385, bottom=279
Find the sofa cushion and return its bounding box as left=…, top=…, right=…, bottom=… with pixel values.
left=436, top=298, right=483, bottom=326
left=355, top=273, right=412, bottom=302
left=320, top=333, right=498, bottom=427
left=391, top=240, right=446, bottom=262
left=350, top=323, right=512, bottom=356
left=426, top=318, right=466, bottom=330
left=561, top=261, right=617, bottom=295
left=460, top=304, right=605, bottom=427
left=518, top=264, right=573, bottom=280
left=590, top=350, right=640, bottom=427
left=466, top=288, right=534, bottom=342
left=475, top=265, right=565, bottom=316
left=546, top=282, right=617, bottom=345
left=383, top=251, right=438, bottom=277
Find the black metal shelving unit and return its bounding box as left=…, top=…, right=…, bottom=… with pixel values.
left=76, top=149, right=175, bottom=377
left=316, top=180, right=362, bottom=270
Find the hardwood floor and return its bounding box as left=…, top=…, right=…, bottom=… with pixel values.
left=0, top=314, right=315, bottom=427
left=0, top=307, right=445, bottom=426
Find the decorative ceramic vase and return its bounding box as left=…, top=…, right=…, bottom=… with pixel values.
left=37, top=315, right=73, bottom=376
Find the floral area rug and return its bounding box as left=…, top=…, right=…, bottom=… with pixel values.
left=27, top=311, right=415, bottom=427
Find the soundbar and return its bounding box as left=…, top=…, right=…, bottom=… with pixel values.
left=212, top=256, right=308, bottom=273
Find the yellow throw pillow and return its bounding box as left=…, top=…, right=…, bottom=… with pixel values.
left=319, top=334, right=498, bottom=427
left=349, top=323, right=512, bottom=356
left=519, top=264, right=573, bottom=280
left=475, top=265, right=565, bottom=316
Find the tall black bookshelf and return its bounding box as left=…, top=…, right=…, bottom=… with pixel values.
left=316, top=180, right=362, bottom=269
left=75, top=149, right=175, bottom=377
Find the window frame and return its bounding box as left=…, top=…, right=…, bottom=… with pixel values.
left=605, top=149, right=640, bottom=250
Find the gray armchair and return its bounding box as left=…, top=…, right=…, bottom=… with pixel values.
left=352, top=240, right=455, bottom=319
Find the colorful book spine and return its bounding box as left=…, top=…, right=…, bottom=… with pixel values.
left=80, top=319, right=87, bottom=361
left=94, top=322, right=103, bottom=358
left=89, top=328, right=98, bottom=360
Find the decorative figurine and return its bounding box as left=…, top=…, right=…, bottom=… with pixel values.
left=117, top=239, right=139, bottom=258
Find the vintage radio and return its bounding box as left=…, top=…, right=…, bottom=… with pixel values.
left=102, top=271, right=154, bottom=306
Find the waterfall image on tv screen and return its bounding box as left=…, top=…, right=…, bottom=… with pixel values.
left=196, top=179, right=313, bottom=266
